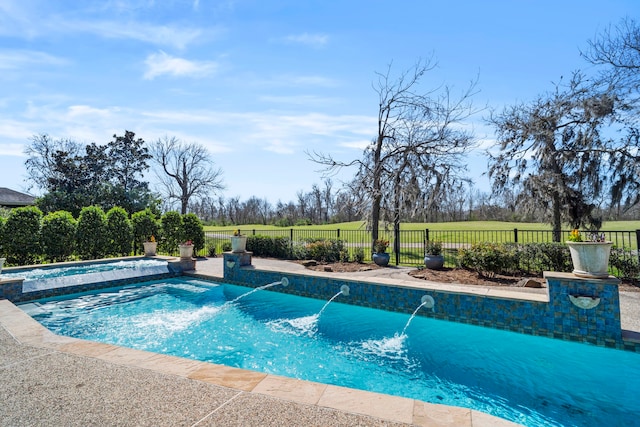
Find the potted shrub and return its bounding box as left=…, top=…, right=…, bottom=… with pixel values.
left=424, top=240, right=444, bottom=269
left=372, top=239, right=390, bottom=267
left=143, top=235, right=157, bottom=256
left=231, top=229, right=247, bottom=253
left=179, top=240, right=194, bottom=259
left=566, top=229, right=613, bottom=278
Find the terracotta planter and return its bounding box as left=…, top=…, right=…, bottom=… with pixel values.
left=566, top=241, right=613, bottom=278
left=372, top=252, right=390, bottom=267
left=179, top=244, right=194, bottom=259
left=231, top=236, right=247, bottom=253
left=143, top=242, right=157, bottom=256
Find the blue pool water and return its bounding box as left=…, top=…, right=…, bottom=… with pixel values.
left=2, top=259, right=168, bottom=280
left=3, top=259, right=169, bottom=293
left=20, top=277, right=640, bottom=427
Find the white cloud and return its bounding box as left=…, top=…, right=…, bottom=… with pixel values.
left=0, top=2, right=217, bottom=50
left=0, top=50, right=66, bottom=70
left=71, top=20, right=210, bottom=50
left=339, top=140, right=371, bottom=150
left=282, top=32, right=329, bottom=48
left=143, top=51, right=218, bottom=79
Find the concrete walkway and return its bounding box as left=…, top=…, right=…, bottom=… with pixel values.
left=3, top=256, right=638, bottom=427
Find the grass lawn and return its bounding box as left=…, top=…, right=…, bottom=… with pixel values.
left=205, top=220, right=640, bottom=233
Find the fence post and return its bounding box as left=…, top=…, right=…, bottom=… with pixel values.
left=337, top=229, right=340, bottom=238
left=425, top=228, right=430, bottom=242
left=514, top=228, right=518, bottom=243
left=636, top=230, right=640, bottom=265
left=394, top=223, right=400, bottom=265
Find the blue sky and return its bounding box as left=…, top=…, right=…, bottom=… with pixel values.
left=1, top=0, right=638, bottom=204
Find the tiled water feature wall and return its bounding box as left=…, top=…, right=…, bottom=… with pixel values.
left=221, top=252, right=640, bottom=353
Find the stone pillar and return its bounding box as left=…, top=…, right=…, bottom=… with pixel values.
left=223, top=251, right=252, bottom=281
left=0, top=278, right=24, bottom=302
left=544, top=271, right=622, bottom=346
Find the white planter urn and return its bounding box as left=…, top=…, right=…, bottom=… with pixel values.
left=143, top=241, right=157, bottom=256
left=179, top=244, right=194, bottom=259
left=566, top=241, right=613, bottom=278
left=0, top=257, right=5, bottom=273
left=231, top=236, right=247, bottom=253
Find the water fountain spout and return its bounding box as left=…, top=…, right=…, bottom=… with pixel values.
left=400, top=295, right=434, bottom=337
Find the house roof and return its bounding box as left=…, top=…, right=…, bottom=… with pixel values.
left=0, top=187, right=36, bottom=207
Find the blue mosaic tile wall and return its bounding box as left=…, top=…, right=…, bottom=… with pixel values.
left=222, top=253, right=635, bottom=352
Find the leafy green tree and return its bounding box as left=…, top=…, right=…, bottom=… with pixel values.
left=103, top=131, right=155, bottom=213
left=2, top=206, right=42, bottom=265
left=76, top=206, right=108, bottom=259
left=182, top=213, right=205, bottom=254
left=0, top=215, right=5, bottom=257
left=25, top=131, right=157, bottom=216
left=106, top=207, right=132, bottom=257
left=159, top=211, right=183, bottom=254
left=132, top=208, right=159, bottom=254
left=41, top=210, right=76, bottom=262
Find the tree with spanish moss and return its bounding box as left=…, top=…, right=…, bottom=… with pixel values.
left=487, top=71, right=639, bottom=241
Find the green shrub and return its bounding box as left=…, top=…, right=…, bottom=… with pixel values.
left=2, top=206, right=43, bottom=265
left=41, top=210, right=76, bottom=262
left=160, top=211, right=183, bottom=254
left=353, top=247, right=365, bottom=263
left=339, top=249, right=350, bottom=263
left=106, top=207, right=132, bottom=257
left=132, top=209, right=159, bottom=254
left=76, top=206, right=108, bottom=260
left=459, top=242, right=512, bottom=277
left=206, top=242, right=217, bottom=257
left=610, top=247, right=640, bottom=283
left=246, top=235, right=291, bottom=258
left=182, top=213, right=205, bottom=255
left=519, top=242, right=571, bottom=274
left=304, top=238, right=345, bottom=263
left=221, top=241, right=231, bottom=252
left=290, top=241, right=309, bottom=260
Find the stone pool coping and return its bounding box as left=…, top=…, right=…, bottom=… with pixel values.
left=0, top=298, right=520, bottom=426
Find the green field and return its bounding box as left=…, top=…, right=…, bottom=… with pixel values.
left=205, top=220, right=640, bottom=233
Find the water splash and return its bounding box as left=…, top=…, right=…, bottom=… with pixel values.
left=267, top=314, right=319, bottom=336
left=267, top=285, right=348, bottom=336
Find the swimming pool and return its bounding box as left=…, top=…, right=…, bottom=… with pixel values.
left=2, top=258, right=170, bottom=296
left=19, top=277, right=640, bottom=427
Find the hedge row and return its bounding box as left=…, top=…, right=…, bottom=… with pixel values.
left=458, top=241, right=638, bottom=280
left=0, top=206, right=205, bottom=266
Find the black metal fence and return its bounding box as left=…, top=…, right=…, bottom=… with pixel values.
left=203, top=227, right=640, bottom=273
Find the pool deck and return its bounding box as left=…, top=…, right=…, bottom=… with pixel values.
left=2, top=257, right=639, bottom=427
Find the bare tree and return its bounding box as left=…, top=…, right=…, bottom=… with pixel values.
left=310, top=58, right=479, bottom=247
left=152, top=136, right=225, bottom=215
left=582, top=17, right=640, bottom=101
